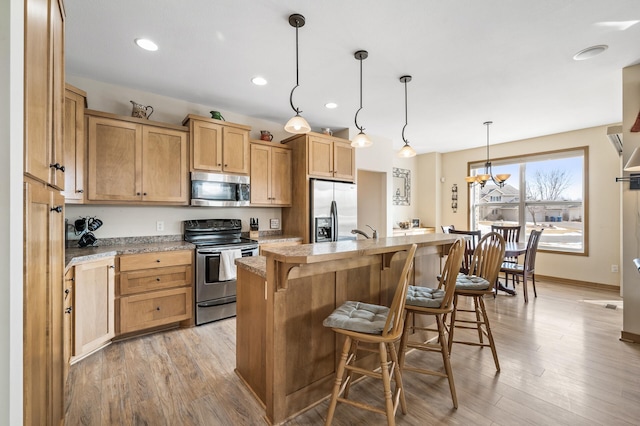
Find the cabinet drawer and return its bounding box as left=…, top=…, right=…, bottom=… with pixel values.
left=119, top=250, right=192, bottom=271
left=119, top=264, right=193, bottom=295
left=119, top=287, right=193, bottom=334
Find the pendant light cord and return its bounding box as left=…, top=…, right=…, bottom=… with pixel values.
left=402, top=78, right=408, bottom=143
left=355, top=54, right=365, bottom=132
left=289, top=18, right=302, bottom=115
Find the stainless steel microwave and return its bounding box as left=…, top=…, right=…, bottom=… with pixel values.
left=190, top=172, right=250, bottom=207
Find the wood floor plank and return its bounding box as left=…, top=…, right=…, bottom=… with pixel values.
left=65, top=280, right=639, bottom=425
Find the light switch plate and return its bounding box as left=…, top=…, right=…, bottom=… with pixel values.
left=270, top=218, right=280, bottom=229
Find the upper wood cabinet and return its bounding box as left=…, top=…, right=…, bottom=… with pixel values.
left=62, top=84, right=87, bottom=203
left=183, top=114, right=251, bottom=175
left=85, top=110, right=189, bottom=204
left=250, top=140, right=292, bottom=206
left=283, top=133, right=355, bottom=183
left=24, top=0, right=66, bottom=191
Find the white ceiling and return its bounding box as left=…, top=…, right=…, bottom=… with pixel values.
left=64, top=0, right=640, bottom=154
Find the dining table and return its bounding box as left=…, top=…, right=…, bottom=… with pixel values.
left=496, top=241, right=528, bottom=295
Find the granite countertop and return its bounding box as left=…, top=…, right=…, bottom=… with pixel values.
left=236, top=256, right=266, bottom=278
left=256, top=234, right=302, bottom=244
left=259, top=233, right=459, bottom=265
left=65, top=237, right=195, bottom=271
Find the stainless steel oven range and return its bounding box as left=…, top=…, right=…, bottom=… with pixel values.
left=184, top=219, right=258, bottom=325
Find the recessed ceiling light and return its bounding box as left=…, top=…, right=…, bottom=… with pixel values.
left=135, top=38, right=158, bottom=51
left=325, top=102, right=338, bottom=109
left=251, top=76, right=267, bottom=86
left=573, top=45, right=608, bottom=61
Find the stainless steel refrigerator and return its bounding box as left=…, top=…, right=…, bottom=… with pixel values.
left=310, top=179, right=357, bottom=242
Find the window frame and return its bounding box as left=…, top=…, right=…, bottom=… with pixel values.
left=466, top=146, right=589, bottom=256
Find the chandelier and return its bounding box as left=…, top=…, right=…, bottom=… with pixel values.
left=465, top=121, right=510, bottom=188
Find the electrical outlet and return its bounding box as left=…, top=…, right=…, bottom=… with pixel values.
left=156, top=221, right=164, bottom=231
left=270, top=218, right=280, bottom=229
left=611, top=264, right=619, bottom=273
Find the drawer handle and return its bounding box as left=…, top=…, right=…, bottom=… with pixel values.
left=65, top=307, right=73, bottom=314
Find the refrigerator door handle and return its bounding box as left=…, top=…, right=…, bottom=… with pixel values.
left=330, top=200, right=338, bottom=242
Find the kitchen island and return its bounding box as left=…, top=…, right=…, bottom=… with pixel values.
left=235, top=233, right=459, bottom=424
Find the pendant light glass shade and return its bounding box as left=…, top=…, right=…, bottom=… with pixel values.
left=285, top=14, right=310, bottom=134
left=397, top=75, right=416, bottom=158
left=466, top=121, right=510, bottom=188
left=351, top=131, right=372, bottom=147
left=398, top=143, right=417, bottom=158
left=351, top=50, right=371, bottom=148
left=284, top=114, right=311, bottom=134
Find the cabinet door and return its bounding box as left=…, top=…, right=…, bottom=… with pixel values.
left=62, top=87, right=86, bottom=202
left=222, top=126, right=250, bottom=174
left=49, top=0, right=65, bottom=191
left=191, top=120, right=223, bottom=172
left=24, top=0, right=51, bottom=185
left=250, top=143, right=271, bottom=204
left=333, top=142, right=355, bottom=181
left=308, top=137, right=334, bottom=178
left=87, top=116, right=142, bottom=201
left=142, top=126, right=188, bottom=203
left=73, top=257, right=115, bottom=359
left=271, top=146, right=292, bottom=205
left=23, top=180, right=52, bottom=426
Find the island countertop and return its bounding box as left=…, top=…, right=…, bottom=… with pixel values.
left=259, top=233, right=459, bottom=264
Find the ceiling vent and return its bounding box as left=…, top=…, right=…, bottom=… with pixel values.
left=607, top=125, right=623, bottom=154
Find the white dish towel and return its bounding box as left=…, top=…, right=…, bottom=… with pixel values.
left=219, top=249, right=242, bottom=281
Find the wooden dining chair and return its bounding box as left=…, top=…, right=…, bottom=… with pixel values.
left=398, top=238, right=464, bottom=408
left=448, top=229, right=481, bottom=274
left=441, top=225, right=455, bottom=233
left=323, top=244, right=417, bottom=426
left=501, top=229, right=543, bottom=303
left=448, top=232, right=505, bottom=371
left=491, top=224, right=520, bottom=264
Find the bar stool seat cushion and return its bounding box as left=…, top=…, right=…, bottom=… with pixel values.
left=455, top=273, right=491, bottom=290
left=406, top=285, right=445, bottom=308
left=323, top=301, right=389, bottom=335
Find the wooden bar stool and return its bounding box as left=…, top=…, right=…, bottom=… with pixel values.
left=448, top=232, right=505, bottom=371
left=398, top=238, right=465, bottom=408
left=323, top=244, right=417, bottom=426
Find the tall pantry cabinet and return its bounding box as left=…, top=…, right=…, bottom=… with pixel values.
left=24, top=0, right=67, bottom=424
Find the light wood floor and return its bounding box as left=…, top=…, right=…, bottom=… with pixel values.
left=65, top=281, right=640, bottom=425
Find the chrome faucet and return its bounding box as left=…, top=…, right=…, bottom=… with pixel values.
left=366, top=224, right=378, bottom=240
left=351, top=229, right=370, bottom=239
left=351, top=225, right=378, bottom=240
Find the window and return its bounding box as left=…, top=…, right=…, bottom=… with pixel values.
left=468, top=147, right=588, bottom=255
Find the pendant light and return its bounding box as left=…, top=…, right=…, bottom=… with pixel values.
left=284, top=14, right=311, bottom=134
left=397, top=75, right=417, bottom=158
left=351, top=50, right=372, bottom=147
left=465, top=121, right=510, bottom=187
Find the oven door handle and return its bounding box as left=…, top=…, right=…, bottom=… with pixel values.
left=198, top=295, right=236, bottom=308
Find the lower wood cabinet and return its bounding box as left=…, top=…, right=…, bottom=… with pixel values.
left=69, top=256, right=116, bottom=363
left=117, top=250, right=193, bottom=335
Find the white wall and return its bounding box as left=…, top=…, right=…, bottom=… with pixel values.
left=622, top=64, right=640, bottom=336
left=416, top=152, right=442, bottom=229
left=4, top=0, right=24, bottom=423
left=439, top=124, right=621, bottom=287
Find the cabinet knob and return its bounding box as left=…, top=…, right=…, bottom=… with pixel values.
left=156, top=259, right=161, bottom=263
left=65, top=307, right=73, bottom=314
left=224, top=164, right=228, bottom=167
left=50, top=163, right=65, bottom=172
left=143, top=192, right=147, bottom=196
left=217, top=163, right=222, bottom=166
left=156, top=307, right=160, bottom=311
left=76, top=189, right=84, bottom=193
left=136, top=192, right=141, bottom=196
left=109, top=265, right=115, bottom=269
left=50, top=206, right=63, bottom=213
left=156, top=278, right=160, bottom=281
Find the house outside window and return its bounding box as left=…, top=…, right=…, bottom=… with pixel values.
left=468, top=147, right=588, bottom=255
